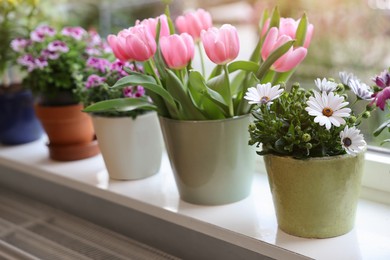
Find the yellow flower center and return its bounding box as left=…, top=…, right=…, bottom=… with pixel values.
left=322, top=107, right=333, bottom=117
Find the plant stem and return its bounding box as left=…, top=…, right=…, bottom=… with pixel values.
left=223, top=64, right=234, bottom=117
left=147, top=59, right=162, bottom=86
left=197, top=42, right=206, bottom=77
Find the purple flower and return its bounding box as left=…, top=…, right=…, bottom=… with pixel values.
left=372, top=69, right=390, bottom=89
left=86, top=57, right=111, bottom=73
left=30, top=25, right=56, bottom=42
left=10, top=38, right=31, bottom=52
left=61, top=26, right=86, bottom=41
left=34, top=57, right=48, bottom=69
left=47, top=40, right=69, bottom=53
left=17, top=54, right=36, bottom=72
left=88, top=31, right=102, bottom=46
left=372, top=87, right=390, bottom=111
left=85, top=47, right=102, bottom=56
left=41, top=49, right=60, bottom=60
left=123, top=86, right=145, bottom=98
left=85, top=74, right=106, bottom=89
left=110, top=60, right=128, bottom=76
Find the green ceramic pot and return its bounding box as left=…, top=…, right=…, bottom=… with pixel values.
left=264, top=152, right=365, bottom=238
left=159, top=115, right=255, bottom=205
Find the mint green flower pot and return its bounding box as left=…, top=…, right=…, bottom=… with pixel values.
left=264, top=153, right=365, bottom=238
left=159, top=115, right=255, bottom=205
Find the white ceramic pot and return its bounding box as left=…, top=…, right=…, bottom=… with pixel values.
left=92, top=111, right=163, bottom=180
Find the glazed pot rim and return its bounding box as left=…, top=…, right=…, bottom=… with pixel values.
left=91, top=110, right=157, bottom=120
left=264, top=151, right=365, bottom=161
left=159, top=114, right=251, bottom=124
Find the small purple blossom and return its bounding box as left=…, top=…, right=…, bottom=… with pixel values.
left=372, top=87, right=390, bottom=111
left=110, top=60, right=131, bottom=77
left=41, top=49, right=60, bottom=60
left=17, top=54, right=36, bottom=72
left=85, top=47, right=102, bottom=56
left=372, top=69, right=390, bottom=89
left=88, top=31, right=102, bottom=46
left=61, top=26, right=87, bottom=41
left=47, top=40, right=69, bottom=53
left=10, top=38, right=31, bottom=52
left=34, top=57, right=48, bottom=69
left=86, top=57, right=111, bottom=73
left=85, top=74, right=106, bottom=89
left=30, top=25, right=56, bottom=42
left=123, top=86, right=145, bottom=98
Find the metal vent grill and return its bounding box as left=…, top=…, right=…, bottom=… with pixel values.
left=0, top=189, right=180, bottom=260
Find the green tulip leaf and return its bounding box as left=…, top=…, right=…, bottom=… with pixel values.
left=256, top=40, right=295, bottom=79
left=83, top=98, right=157, bottom=113
left=295, top=13, right=308, bottom=47
left=228, top=60, right=259, bottom=74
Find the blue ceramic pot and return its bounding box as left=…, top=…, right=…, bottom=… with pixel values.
left=0, top=89, right=43, bottom=145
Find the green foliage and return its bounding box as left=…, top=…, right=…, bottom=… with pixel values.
left=249, top=81, right=371, bottom=158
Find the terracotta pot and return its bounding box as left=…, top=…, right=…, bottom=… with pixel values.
left=34, top=103, right=99, bottom=161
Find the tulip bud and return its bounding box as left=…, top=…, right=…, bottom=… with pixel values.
left=160, top=33, right=195, bottom=69
left=201, top=24, right=239, bottom=65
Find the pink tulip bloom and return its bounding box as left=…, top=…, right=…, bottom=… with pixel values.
left=136, top=14, right=170, bottom=39
left=175, top=9, right=213, bottom=41
left=160, top=33, right=195, bottom=69
left=261, top=17, right=314, bottom=49
left=261, top=27, right=307, bottom=72
left=107, top=34, right=131, bottom=61
left=201, top=24, right=239, bottom=65
left=107, top=25, right=157, bottom=62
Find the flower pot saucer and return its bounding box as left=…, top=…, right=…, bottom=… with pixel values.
left=47, top=137, right=100, bottom=161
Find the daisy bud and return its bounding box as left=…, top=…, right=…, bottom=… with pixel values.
left=336, top=84, right=345, bottom=92
left=366, top=104, right=375, bottom=111
left=349, top=116, right=357, bottom=124
left=362, top=111, right=371, bottom=119
left=249, top=123, right=256, bottom=131
left=292, top=82, right=300, bottom=90
left=295, top=125, right=301, bottom=131
left=302, top=133, right=311, bottom=142
left=305, top=143, right=313, bottom=149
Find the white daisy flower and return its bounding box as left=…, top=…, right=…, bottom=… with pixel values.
left=305, top=91, right=351, bottom=130
left=348, top=78, right=374, bottom=101
left=244, top=83, right=284, bottom=105
left=315, top=78, right=338, bottom=93
left=339, top=71, right=357, bottom=86
left=340, top=125, right=366, bottom=155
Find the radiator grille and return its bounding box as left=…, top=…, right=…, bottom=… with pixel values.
left=0, top=189, right=180, bottom=260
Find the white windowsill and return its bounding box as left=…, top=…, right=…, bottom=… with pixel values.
left=0, top=136, right=389, bottom=260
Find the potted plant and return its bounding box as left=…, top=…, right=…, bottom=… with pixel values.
left=0, top=0, right=43, bottom=145
left=84, top=6, right=313, bottom=205
left=245, top=71, right=377, bottom=238
left=11, top=25, right=105, bottom=160
left=74, top=54, right=163, bottom=180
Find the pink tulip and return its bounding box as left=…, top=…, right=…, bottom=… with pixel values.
left=107, top=25, right=157, bottom=62
left=136, top=14, right=170, bottom=39
left=261, top=27, right=307, bottom=72
left=160, top=33, right=195, bottom=69
left=175, top=9, right=213, bottom=41
left=261, top=17, right=313, bottom=49
left=201, top=24, right=239, bottom=65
